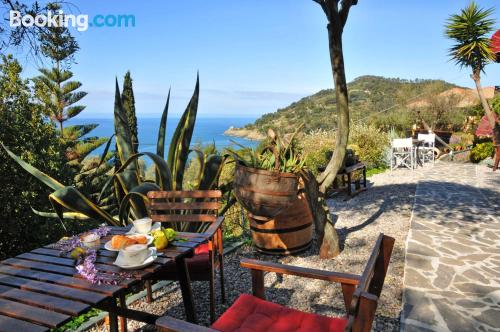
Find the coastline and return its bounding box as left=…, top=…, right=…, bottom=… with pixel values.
left=224, top=126, right=265, bottom=140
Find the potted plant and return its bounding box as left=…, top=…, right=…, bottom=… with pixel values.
left=227, top=128, right=313, bottom=255
left=228, top=128, right=305, bottom=220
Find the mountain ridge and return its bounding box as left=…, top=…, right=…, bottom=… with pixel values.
left=224, top=75, right=489, bottom=139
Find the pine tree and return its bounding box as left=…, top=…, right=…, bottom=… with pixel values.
left=33, top=6, right=85, bottom=137
left=33, top=7, right=109, bottom=198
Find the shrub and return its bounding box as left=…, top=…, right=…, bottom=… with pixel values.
left=349, top=123, right=390, bottom=168
left=449, top=132, right=474, bottom=148
left=491, top=94, right=500, bottom=115
left=0, top=55, right=90, bottom=260
left=299, top=130, right=335, bottom=175
left=470, top=142, right=494, bottom=163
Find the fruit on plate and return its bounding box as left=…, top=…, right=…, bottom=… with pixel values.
left=127, top=234, right=148, bottom=244
left=152, top=229, right=168, bottom=250
left=111, top=235, right=145, bottom=249
left=163, top=228, right=177, bottom=241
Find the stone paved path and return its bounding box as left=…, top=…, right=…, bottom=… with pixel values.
left=401, top=163, right=500, bottom=332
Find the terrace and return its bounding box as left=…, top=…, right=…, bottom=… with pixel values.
left=0, top=1, right=499, bottom=332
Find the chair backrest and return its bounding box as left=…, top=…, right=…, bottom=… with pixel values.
left=417, top=133, right=435, bottom=145
left=147, top=190, right=222, bottom=225
left=391, top=138, right=412, bottom=149
left=345, top=233, right=395, bottom=332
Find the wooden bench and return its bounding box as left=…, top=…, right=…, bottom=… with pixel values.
left=336, top=162, right=367, bottom=197
left=156, top=233, right=395, bottom=332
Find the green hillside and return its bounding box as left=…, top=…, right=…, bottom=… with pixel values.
left=243, top=76, right=459, bottom=134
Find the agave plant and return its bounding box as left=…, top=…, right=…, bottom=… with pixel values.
left=2, top=74, right=229, bottom=232
left=226, top=126, right=305, bottom=173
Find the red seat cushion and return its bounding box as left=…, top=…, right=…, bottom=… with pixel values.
left=195, top=243, right=210, bottom=255
left=211, top=294, right=348, bottom=332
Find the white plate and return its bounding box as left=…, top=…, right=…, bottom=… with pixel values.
left=104, top=235, right=153, bottom=251
left=126, top=222, right=161, bottom=235
left=114, top=248, right=157, bottom=270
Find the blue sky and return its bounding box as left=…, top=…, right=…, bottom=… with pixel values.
left=14, top=0, right=500, bottom=118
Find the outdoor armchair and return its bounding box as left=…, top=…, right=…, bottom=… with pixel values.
left=156, top=233, right=395, bottom=332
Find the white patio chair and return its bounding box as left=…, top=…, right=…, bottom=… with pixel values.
left=417, top=133, right=435, bottom=164
left=390, top=138, right=414, bottom=170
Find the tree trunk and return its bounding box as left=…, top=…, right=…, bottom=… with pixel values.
left=472, top=71, right=496, bottom=128
left=307, top=20, right=349, bottom=258
left=301, top=170, right=340, bottom=258
left=59, top=121, right=64, bottom=138
left=317, top=22, right=350, bottom=193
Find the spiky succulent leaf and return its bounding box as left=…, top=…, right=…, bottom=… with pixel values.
left=95, top=134, right=115, bottom=170
left=118, top=182, right=160, bottom=225
left=198, top=154, right=225, bottom=190
left=445, top=2, right=496, bottom=72
left=113, top=78, right=140, bottom=192
left=157, top=89, right=170, bottom=158
left=167, top=74, right=199, bottom=190
left=31, top=208, right=92, bottom=221
left=189, top=148, right=205, bottom=189
left=49, top=186, right=119, bottom=226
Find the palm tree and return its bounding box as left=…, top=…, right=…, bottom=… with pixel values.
left=445, top=2, right=497, bottom=128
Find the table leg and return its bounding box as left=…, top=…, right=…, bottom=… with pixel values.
left=119, top=293, right=128, bottom=332
left=145, top=280, right=153, bottom=303
left=175, top=256, right=197, bottom=324
left=108, top=298, right=119, bottom=332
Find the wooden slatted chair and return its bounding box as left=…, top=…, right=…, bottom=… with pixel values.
left=146, top=190, right=225, bottom=322
left=156, top=233, right=395, bottom=332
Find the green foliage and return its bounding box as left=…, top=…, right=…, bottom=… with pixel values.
left=491, top=94, right=500, bottom=115
left=300, top=124, right=390, bottom=172
left=366, top=166, right=388, bottom=177
left=227, top=128, right=305, bottom=173
left=53, top=308, right=101, bottom=332
left=0, top=55, right=92, bottom=259
left=39, top=3, right=79, bottom=65
left=33, top=67, right=87, bottom=132
left=470, top=142, right=494, bottom=163
left=299, top=130, right=335, bottom=175
left=349, top=123, right=390, bottom=168
left=416, top=83, right=469, bottom=131
left=445, top=1, right=496, bottom=73
left=449, top=132, right=474, bottom=148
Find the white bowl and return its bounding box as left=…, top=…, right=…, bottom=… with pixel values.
left=81, top=233, right=100, bottom=249
left=132, top=218, right=153, bottom=234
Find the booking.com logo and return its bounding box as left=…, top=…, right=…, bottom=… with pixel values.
left=10, top=10, right=135, bottom=32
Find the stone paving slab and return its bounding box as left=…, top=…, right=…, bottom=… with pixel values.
left=401, top=163, right=500, bottom=332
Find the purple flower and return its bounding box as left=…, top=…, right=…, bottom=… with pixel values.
left=55, top=224, right=132, bottom=285
left=51, top=236, right=82, bottom=255
left=93, top=224, right=111, bottom=237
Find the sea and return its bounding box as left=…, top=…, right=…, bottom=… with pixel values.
left=67, top=117, right=258, bottom=158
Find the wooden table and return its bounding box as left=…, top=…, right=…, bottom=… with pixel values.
left=0, top=226, right=207, bottom=332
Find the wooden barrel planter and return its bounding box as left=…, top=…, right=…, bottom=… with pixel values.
left=233, top=163, right=299, bottom=220
left=248, top=192, right=313, bottom=255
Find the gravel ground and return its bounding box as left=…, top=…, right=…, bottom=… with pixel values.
left=89, top=168, right=421, bottom=332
